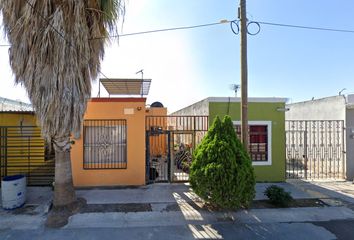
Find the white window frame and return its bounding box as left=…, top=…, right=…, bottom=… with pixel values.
left=233, top=121, right=272, bottom=166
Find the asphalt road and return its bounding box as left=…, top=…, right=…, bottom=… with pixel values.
left=1, top=221, right=350, bottom=240
left=312, top=219, right=354, bottom=240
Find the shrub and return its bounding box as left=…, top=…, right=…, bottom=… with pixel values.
left=264, top=185, right=293, bottom=207
left=189, top=115, right=256, bottom=209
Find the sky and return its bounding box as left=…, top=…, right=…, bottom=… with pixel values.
left=1, top=0, right=354, bottom=113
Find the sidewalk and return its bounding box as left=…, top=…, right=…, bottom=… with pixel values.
left=0, top=180, right=354, bottom=230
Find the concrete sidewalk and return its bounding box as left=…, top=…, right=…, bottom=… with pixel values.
left=1, top=180, right=354, bottom=213
left=1, top=181, right=354, bottom=239
left=0, top=180, right=354, bottom=229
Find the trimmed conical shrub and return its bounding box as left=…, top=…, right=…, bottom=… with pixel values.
left=189, top=115, right=256, bottom=209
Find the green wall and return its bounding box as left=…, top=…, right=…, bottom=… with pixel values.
left=209, top=101, right=286, bottom=182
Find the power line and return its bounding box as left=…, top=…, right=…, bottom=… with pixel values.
left=2, top=17, right=353, bottom=48
left=2, top=11, right=354, bottom=48
left=257, top=20, right=354, bottom=34
left=90, top=21, right=230, bottom=40
left=91, top=19, right=354, bottom=40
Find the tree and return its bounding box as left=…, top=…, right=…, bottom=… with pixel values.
left=189, top=115, right=255, bottom=209
left=0, top=0, right=124, bottom=227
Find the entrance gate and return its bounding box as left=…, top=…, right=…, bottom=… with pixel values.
left=0, top=126, right=54, bottom=186
left=146, top=116, right=208, bottom=183
left=285, top=120, right=345, bottom=179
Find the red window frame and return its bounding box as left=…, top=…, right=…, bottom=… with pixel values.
left=234, top=125, right=268, bottom=162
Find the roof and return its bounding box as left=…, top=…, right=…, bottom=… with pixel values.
left=0, top=111, right=34, bottom=114
left=0, top=97, right=33, bottom=111
left=100, top=78, right=151, bottom=96
left=207, top=97, right=288, bottom=103
left=90, top=97, right=146, bottom=103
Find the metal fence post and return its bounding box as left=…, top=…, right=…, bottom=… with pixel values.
left=304, top=122, right=308, bottom=179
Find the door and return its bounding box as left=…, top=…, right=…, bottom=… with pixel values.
left=146, top=129, right=170, bottom=183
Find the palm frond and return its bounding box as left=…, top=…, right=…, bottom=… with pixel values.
left=0, top=0, right=125, bottom=145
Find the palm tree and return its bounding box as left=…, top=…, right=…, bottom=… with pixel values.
left=0, top=0, right=124, bottom=227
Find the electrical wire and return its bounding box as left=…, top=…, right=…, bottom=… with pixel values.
left=2, top=16, right=352, bottom=47
left=230, top=20, right=240, bottom=35
left=257, top=20, right=354, bottom=34
left=247, top=21, right=261, bottom=35
left=90, top=21, right=230, bottom=40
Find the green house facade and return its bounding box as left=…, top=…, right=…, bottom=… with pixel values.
left=172, top=97, right=288, bottom=182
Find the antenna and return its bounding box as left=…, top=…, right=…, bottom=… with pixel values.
left=230, top=84, right=240, bottom=97
left=339, top=88, right=346, bottom=95
left=136, top=69, right=144, bottom=80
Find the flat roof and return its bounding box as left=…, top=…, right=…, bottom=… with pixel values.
left=100, top=78, right=151, bottom=96
left=90, top=98, right=146, bottom=103
left=0, top=111, right=34, bottom=114
left=207, top=97, right=288, bottom=103
left=0, top=97, right=33, bottom=111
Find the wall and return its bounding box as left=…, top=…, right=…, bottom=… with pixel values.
left=146, top=107, right=167, bottom=116
left=71, top=98, right=146, bottom=187
left=346, top=107, right=354, bottom=180
left=286, top=95, right=354, bottom=180
left=0, top=112, right=37, bottom=126
left=209, top=98, right=287, bottom=182
left=146, top=107, right=168, bottom=158
left=171, top=98, right=209, bottom=116
left=286, top=96, right=346, bottom=120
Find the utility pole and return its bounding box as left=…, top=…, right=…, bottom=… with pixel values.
left=239, top=0, right=249, bottom=150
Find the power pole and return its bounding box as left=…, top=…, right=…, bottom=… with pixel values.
left=239, top=0, right=249, bottom=150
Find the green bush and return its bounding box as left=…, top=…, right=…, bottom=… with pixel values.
left=189, top=115, right=256, bottom=209
left=264, top=185, right=293, bottom=207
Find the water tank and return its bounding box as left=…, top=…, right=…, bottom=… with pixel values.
left=1, top=175, right=26, bottom=210
left=150, top=101, right=164, bottom=108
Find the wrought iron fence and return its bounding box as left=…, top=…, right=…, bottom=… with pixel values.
left=0, top=126, right=54, bottom=186
left=286, top=120, right=345, bottom=179
left=83, top=119, right=127, bottom=169
left=146, top=116, right=208, bottom=183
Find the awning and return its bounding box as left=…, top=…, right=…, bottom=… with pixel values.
left=99, top=78, right=151, bottom=96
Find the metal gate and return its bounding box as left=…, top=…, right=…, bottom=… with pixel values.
left=146, top=130, right=170, bottom=183
left=146, top=116, right=208, bottom=183
left=286, top=120, right=345, bottom=179
left=0, top=126, right=55, bottom=186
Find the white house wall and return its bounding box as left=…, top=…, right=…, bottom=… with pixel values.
left=286, top=95, right=354, bottom=180
left=286, top=96, right=346, bottom=120
left=171, top=98, right=209, bottom=116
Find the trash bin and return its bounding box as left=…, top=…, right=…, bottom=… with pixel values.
left=1, top=175, right=26, bottom=210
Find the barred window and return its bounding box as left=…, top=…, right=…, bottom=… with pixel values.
left=234, top=121, right=272, bottom=165
left=83, top=120, right=127, bottom=169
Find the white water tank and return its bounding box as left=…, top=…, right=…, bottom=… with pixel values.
left=1, top=175, right=26, bottom=210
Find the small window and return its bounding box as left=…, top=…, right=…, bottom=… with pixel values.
left=233, top=121, right=272, bottom=166
left=83, top=119, right=127, bottom=169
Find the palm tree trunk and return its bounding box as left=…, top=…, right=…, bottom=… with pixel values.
left=53, top=148, right=76, bottom=207
left=46, top=136, right=86, bottom=228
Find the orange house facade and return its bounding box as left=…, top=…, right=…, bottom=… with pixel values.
left=70, top=78, right=208, bottom=187
left=71, top=97, right=167, bottom=187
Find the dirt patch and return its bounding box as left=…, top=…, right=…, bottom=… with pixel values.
left=251, top=198, right=328, bottom=209
left=81, top=203, right=152, bottom=213
left=158, top=199, right=328, bottom=212
left=5, top=204, right=40, bottom=215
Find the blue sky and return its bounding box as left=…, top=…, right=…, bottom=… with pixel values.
left=1, top=0, right=354, bottom=112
